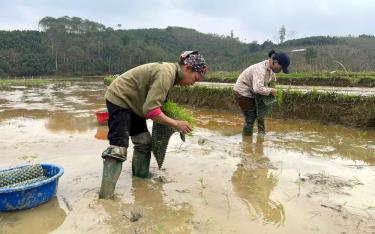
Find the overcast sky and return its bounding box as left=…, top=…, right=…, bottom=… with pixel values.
left=1, top=0, right=374, bottom=43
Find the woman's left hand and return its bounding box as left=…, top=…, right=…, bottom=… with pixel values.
left=270, top=88, right=277, bottom=96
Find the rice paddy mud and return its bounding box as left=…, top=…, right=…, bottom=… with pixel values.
left=0, top=81, right=375, bottom=234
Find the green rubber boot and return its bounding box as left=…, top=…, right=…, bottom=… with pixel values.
left=255, top=94, right=274, bottom=136
left=257, top=118, right=266, bottom=135
left=99, top=156, right=124, bottom=199
left=132, top=150, right=151, bottom=178
left=243, top=108, right=256, bottom=136
left=131, top=132, right=152, bottom=178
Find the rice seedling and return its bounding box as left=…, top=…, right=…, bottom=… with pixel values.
left=151, top=101, right=195, bottom=169
left=198, top=176, right=207, bottom=189
left=0, top=164, right=47, bottom=188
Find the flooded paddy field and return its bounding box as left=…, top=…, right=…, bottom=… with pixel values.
left=0, top=82, right=375, bottom=234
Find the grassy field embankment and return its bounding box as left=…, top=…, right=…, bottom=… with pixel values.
left=103, top=75, right=375, bottom=129
left=205, top=71, right=375, bottom=87
left=168, top=86, right=375, bottom=129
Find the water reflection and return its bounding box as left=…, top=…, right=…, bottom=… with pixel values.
left=0, top=82, right=106, bottom=134
left=95, top=125, right=108, bottom=140
left=0, top=109, right=48, bottom=122
left=45, top=111, right=97, bottom=133
left=192, top=109, right=375, bottom=165
left=232, top=136, right=285, bottom=225
left=131, top=178, right=193, bottom=233
left=101, top=179, right=193, bottom=233
left=193, top=109, right=243, bottom=136
left=0, top=197, right=67, bottom=234
left=267, top=120, right=375, bottom=164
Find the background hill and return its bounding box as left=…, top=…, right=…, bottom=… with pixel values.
left=0, top=16, right=374, bottom=76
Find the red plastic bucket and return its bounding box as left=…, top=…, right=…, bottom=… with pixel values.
left=95, top=108, right=109, bottom=125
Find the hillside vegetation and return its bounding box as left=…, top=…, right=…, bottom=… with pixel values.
left=1, top=16, right=375, bottom=77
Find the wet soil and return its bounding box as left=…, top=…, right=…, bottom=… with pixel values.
left=0, top=82, right=375, bottom=234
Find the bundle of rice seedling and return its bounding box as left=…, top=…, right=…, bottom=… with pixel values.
left=255, top=94, right=276, bottom=119
left=151, top=101, right=194, bottom=169
left=0, top=164, right=47, bottom=188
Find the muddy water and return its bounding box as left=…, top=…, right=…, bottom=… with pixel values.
left=0, top=82, right=374, bottom=234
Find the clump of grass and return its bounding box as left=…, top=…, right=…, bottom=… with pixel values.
left=124, top=209, right=143, bottom=222
left=104, top=75, right=117, bottom=85
left=276, top=89, right=284, bottom=106
left=198, top=176, right=207, bottom=189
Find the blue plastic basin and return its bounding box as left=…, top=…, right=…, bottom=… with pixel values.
left=0, top=163, right=64, bottom=211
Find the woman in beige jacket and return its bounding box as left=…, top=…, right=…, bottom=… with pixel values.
left=233, top=50, right=290, bottom=136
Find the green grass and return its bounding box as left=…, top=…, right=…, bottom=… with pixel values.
left=0, top=79, right=53, bottom=85
left=177, top=85, right=234, bottom=98
left=0, top=75, right=93, bottom=85
left=204, top=71, right=375, bottom=85
left=285, top=89, right=365, bottom=102
left=278, top=71, right=375, bottom=79
left=103, top=75, right=114, bottom=86
left=104, top=71, right=375, bottom=87
left=173, top=84, right=374, bottom=104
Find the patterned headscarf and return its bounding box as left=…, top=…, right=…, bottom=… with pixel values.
left=179, top=51, right=208, bottom=75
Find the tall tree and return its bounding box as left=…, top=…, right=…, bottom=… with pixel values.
left=279, top=25, right=286, bottom=44
left=304, top=47, right=318, bottom=64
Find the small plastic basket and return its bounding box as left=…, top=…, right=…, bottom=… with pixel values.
left=0, top=163, right=64, bottom=211
left=95, top=108, right=109, bottom=125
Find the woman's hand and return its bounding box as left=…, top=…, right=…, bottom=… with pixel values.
left=151, top=113, right=192, bottom=134
left=270, top=88, right=277, bottom=96
left=174, top=120, right=192, bottom=134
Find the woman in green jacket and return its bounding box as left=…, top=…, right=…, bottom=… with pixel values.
left=99, top=51, right=208, bottom=199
